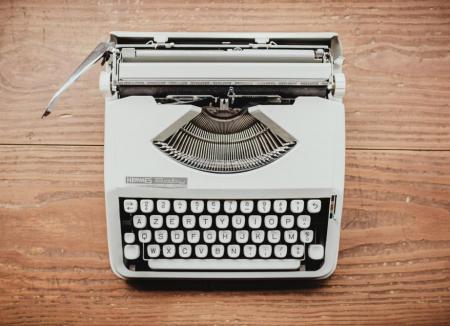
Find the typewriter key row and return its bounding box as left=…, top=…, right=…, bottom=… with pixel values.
left=124, top=240, right=323, bottom=260
left=124, top=243, right=309, bottom=259
left=131, top=214, right=312, bottom=230
left=123, top=199, right=321, bottom=214
left=125, top=229, right=315, bottom=245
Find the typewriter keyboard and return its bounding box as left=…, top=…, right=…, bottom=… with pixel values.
left=119, top=197, right=331, bottom=272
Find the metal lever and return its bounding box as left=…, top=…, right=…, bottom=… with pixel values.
left=41, top=42, right=115, bottom=118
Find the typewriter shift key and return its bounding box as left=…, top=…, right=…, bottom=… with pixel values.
left=308, top=244, right=325, bottom=260
left=124, top=244, right=140, bottom=260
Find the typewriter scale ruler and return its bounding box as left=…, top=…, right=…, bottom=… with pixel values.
left=117, top=79, right=329, bottom=86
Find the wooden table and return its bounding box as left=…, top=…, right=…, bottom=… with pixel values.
left=1, top=1, right=449, bottom=325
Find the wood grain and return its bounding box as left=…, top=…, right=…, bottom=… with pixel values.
left=1, top=0, right=450, bottom=325
left=0, top=146, right=449, bottom=325
left=0, top=0, right=449, bottom=149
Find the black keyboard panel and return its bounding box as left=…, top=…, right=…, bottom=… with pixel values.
left=119, top=197, right=330, bottom=272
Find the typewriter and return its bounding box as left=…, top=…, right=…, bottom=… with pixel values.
left=44, top=32, right=346, bottom=279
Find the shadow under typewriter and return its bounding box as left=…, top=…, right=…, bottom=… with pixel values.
left=126, top=277, right=328, bottom=292
left=154, top=107, right=297, bottom=173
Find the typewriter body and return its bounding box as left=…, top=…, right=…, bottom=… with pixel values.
left=45, top=32, right=345, bottom=279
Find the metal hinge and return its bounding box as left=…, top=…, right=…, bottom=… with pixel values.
left=145, top=35, right=175, bottom=49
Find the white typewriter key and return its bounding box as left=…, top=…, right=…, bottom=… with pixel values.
left=187, top=230, right=200, bottom=244
left=212, top=245, right=225, bottom=258
left=284, top=230, right=298, bottom=243
left=219, top=230, right=232, bottom=244
left=140, top=199, right=154, bottom=213
left=291, top=244, right=305, bottom=258
left=257, top=200, right=271, bottom=214
left=124, top=232, right=135, bottom=244
left=124, top=199, right=138, bottom=213
left=138, top=230, right=151, bottom=243
left=162, top=244, right=176, bottom=258
left=182, top=215, right=196, bottom=229
left=124, top=244, right=140, bottom=260
left=236, top=230, right=249, bottom=244
left=248, top=215, right=262, bottom=229
left=199, top=215, right=212, bottom=229
left=280, top=215, right=295, bottom=228
left=251, top=230, right=265, bottom=244
left=240, top=200, right=254, bottom=213
left=155, top=230, right=168, bottom=243
left=207, top=200, right=220, bottom=213
left=150, top=215, right=163, bottom=228
left=268, top=230, right=281, bottom=244
left=244, top=244, right=257, bottom=258
left=307, top=199, right=321, bottom=213
left=308, top=244, right=325, bottom=260
left=227, top=245, right=240, bottom=258
left=216, top=215, right=229, bottom=229
left=273, top=200, right=287, bottom=214
left=179, top=244, right=192, bottom=258
left=171, top=230, right=184, bottom=243
left=173, top=200, right=187, bottom=214
left=290, top=200, right=304, bottom=213
left=203, top=230, right=217, bottom=244
left=300, top=230, right=314, bottom=243
left=297, top=215, right=311, bottom=228
left=195, top=244, right=208, bottom=258
left=264, top=215, right=278, bottom=229
left=259, top=245, right=272, bottom=258
left=157, top=200, right=170, bottom=213
left=166, top=215, right=179, bottom=229
left=274, top=244, right=288, bottom=258
left=191, top=200, right=204, bottom=214
left=147, top=244, right=160, bottom=258
left=133, top=215, right=147, bottom=229
left=224, top=200, right=237, bottom=214
left=232, top=215, right=245, bottom=229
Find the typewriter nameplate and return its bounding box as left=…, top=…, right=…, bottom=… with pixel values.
left=125, top=176, right=187, bottom=188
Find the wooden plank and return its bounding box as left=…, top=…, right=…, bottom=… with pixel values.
left=0, top=145, right=449, bottom=325
left=0, top=0, right=449, bottom=149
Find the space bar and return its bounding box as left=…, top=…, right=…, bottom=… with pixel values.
left=148, top=259, right=300, bottom=270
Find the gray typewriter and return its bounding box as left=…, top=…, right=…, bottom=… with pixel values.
left=44, top=32, right=346, bottom=279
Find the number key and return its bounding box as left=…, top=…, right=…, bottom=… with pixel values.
left=290, top=200, right=304, bottom=213
left=173, top=200, right=187, bottom=213
left=140, top=199, right=153, bottom=213
left=157, top=200, right=170, bottom=213
left=273, top=200, right=287, bottom=213
left=207, top=200, right=220, bottom=213
left=240, top=200, right=254, bottom=213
